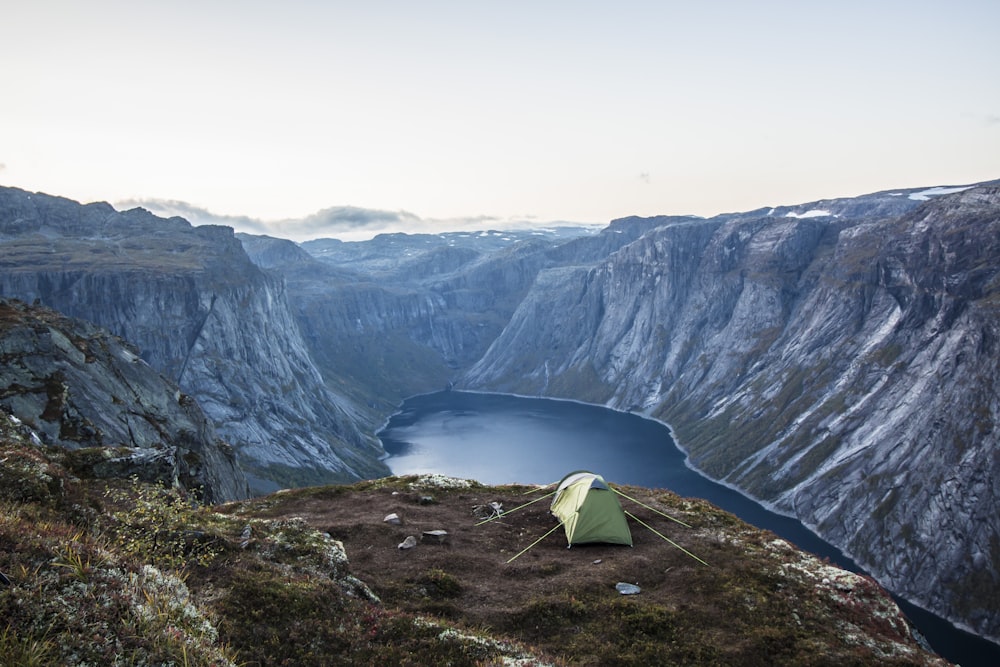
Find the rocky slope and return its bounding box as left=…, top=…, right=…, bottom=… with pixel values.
left=0, top=423, right=951, bottom=666
left=0, top=187, right=387, bottom=492
left=463, top=184, right=1000, bottom=643
left=0, top=298, right=248, bottom=502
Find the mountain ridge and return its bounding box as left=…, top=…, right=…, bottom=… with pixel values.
left=0, top=186, right=388, bottom=493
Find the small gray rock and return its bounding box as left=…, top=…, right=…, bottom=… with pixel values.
left=383, top=512, right=402, bottom=525
left=421, top=529, right=449, bottom=544
left=398, top=535, right=418, bottom=550
left=616, top=582, right=641, bottom=595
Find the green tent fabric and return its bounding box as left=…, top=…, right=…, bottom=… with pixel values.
left=550, top=471, right=633, bottom=547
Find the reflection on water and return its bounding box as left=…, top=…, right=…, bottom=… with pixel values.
left=379, top=390, right=998, bottom=667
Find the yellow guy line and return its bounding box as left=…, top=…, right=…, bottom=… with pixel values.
left=624, top=510, right=709, bottom=567
left=475, top=490, right=556, bottom=526
left=611, top=487, right=691, bottom=527
left=506, top=523, right=563, bottom=564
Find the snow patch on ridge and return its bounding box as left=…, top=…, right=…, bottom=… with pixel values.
left=785, top=209, right=835, bottom=219
left=908, top=186, right=972, bottom=201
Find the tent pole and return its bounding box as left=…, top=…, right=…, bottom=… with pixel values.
left=505, top=523, right=563, bottom=564
left=476, top=490, right=556, bottom=526
left=611, top=487, right=691, bottom=527
left=624, top=510, right=710, bottom=567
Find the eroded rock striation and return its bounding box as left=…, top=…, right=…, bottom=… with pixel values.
left=463, top=184, right=1000, bottom=642
left=0, top=187, right=387, bottom=492
left=0, top=298, right=248, bottom=501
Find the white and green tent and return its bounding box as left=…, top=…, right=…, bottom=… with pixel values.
left=550, top=470, right=633, bottom=547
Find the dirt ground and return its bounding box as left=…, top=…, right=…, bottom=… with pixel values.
left=237, top=478, right=951, bottom=666
left=258, top=480, right=713, bottom=622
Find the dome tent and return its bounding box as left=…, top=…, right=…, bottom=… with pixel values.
left=550, top=470, right=632, bottom=547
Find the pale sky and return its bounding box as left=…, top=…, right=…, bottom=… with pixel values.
left=2, top=1, right=998, bottom=240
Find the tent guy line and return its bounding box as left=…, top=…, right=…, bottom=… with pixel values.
left=483, top=471, right=709, bottom=566
left=624, top=510, right=710, bottom=567
left=475, top=490, right=555, bottom=527
left=610, top=487, right=692, bottom=528
left=506, top=524, right=564, bottom=564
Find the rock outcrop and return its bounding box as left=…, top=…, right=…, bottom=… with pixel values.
left=0, top=298, right=249, bottom=502
left=0, top=187, right=388, bottom=493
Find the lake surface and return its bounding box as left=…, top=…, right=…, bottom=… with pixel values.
left=379, top=390, right=998, bottom=666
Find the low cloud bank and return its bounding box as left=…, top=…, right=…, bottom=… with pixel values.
left=117, top=198, right=587, bottom=242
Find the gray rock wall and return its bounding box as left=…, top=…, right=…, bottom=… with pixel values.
left=464, top=186, right=1000, bottom=641
left=0, top=299, right=249, bottom=502
left=0, top=187, right=388, bottom=493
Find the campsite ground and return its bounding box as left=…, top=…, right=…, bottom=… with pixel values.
left=227, top=475, right=951, bottom=666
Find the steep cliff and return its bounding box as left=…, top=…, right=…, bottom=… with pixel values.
left=464, top=185, right=1000, bottom=642
left=0, top=298, right=248, bottom=501
left=0, top=187, right=388, bottom=492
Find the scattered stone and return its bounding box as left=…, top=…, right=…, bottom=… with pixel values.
left=398, top=535, right=418, bottom=550
left=592, top=559, right=602, bottom=565
left=616, top=582, right=641, bottom=595
left=418, top=495, right=436, bottom=505
left=383, top=512, right=402, bottom=525
left=421, top=530, right=450, bottom=545
left=239, top=524, right=253, bottom=549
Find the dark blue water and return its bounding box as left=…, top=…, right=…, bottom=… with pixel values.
left=379, top=390, right=999, bottom=667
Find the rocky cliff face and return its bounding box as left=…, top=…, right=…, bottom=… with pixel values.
left=0, top=187, right=387, bottom=493
left=462, top=184, right=1000, bottom=642
left=0, top=298, right=249, bottom=502
left=245, top=230, right=606, bottom=422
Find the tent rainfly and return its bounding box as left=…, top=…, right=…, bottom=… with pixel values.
left=550, top=471, right=633, bottom=547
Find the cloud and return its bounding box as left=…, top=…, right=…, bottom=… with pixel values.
left=639, top=171, right=651, bottom=185
left=113, top=200, right=420, bottom=241
left=114, top=198, right=541, bottom=242
left=297, top=206, right=422, bottom=232
left=116, top=198, right=271, bottom=234
left=987, top=114, right=1000, bottom=126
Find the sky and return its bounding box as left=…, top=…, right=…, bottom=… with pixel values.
left=2, top=1, right=998, bottom=241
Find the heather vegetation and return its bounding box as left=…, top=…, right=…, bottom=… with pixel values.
left=0, top=408, right=951, bottom=666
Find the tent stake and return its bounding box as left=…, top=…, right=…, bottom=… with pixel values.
left=476, top=490, right=556, bottom=526
left=624, top=510, right=710, bottom=567
left=506, top=523, right=563, bottom=564
left=612, top=487, right=691, bottom=527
